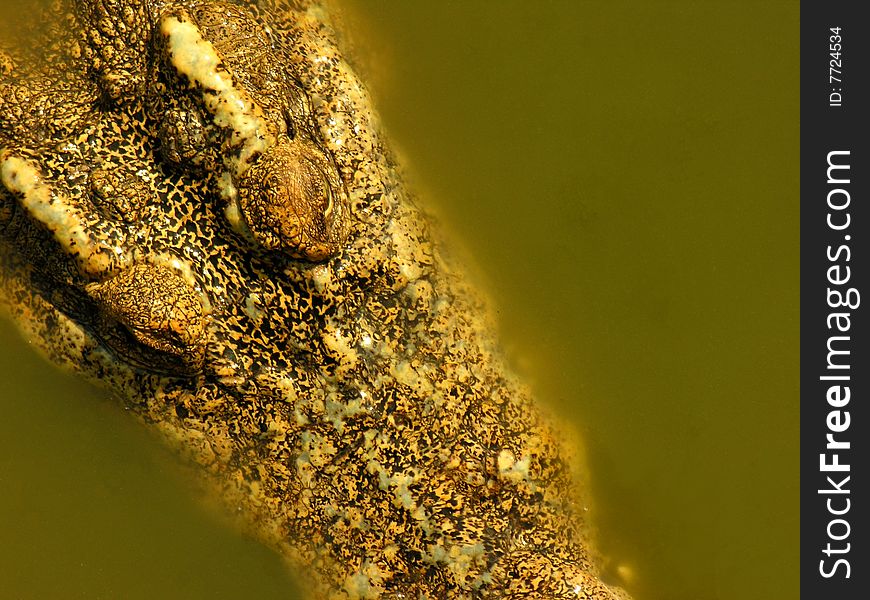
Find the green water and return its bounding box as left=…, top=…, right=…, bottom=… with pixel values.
left=0, top=322, right=298, bottom=598
left=353, top=3, right=799, bottom=599
left=1, top=1, right=798, bottom=599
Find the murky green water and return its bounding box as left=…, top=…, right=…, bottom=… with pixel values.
left=0, top=322, right=299, bottom=599
left=1, top=1, right=798, bottom=599
left=352, top=3, right=799, bottom=599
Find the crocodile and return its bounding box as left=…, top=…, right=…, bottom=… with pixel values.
left=0, top=1, right=630, bottom=598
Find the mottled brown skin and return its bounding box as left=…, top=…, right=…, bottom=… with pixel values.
left=0, top=1, right=630, bottom=598
left=86, top=263, right=207, bottom=374
left=147, top=1, right=349, bottom=261
left=238, top=136, right=345, bottom=261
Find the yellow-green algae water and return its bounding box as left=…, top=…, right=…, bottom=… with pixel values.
left=1, top=1, right=798, bottom=599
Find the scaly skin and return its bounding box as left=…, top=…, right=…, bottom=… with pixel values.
left=0, top=1, right=630, bottom=598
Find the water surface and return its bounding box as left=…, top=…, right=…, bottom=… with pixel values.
left=352, top=2, right=799, bottom=599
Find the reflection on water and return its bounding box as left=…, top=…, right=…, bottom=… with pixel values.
left=2, top=1, right=798, bottom=599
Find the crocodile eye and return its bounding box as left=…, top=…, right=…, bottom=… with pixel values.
left=234, top=137, right=347, bottom=261
left=86, top=263, right=207, bottom=375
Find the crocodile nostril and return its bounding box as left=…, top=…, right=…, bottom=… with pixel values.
left=156, top=106, right=209, bottom=169
left=88, top=167, right=150, bottom=223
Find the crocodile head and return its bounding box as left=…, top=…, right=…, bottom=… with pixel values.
left=1, top=1, right=630, bottom=598
left=1, top=0, right=353, bottom=379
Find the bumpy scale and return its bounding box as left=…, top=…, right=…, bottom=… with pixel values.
left=0, top=1, right=631, bottom=598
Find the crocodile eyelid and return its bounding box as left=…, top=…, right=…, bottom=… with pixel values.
left=86, top=262, right=207, bottom=374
